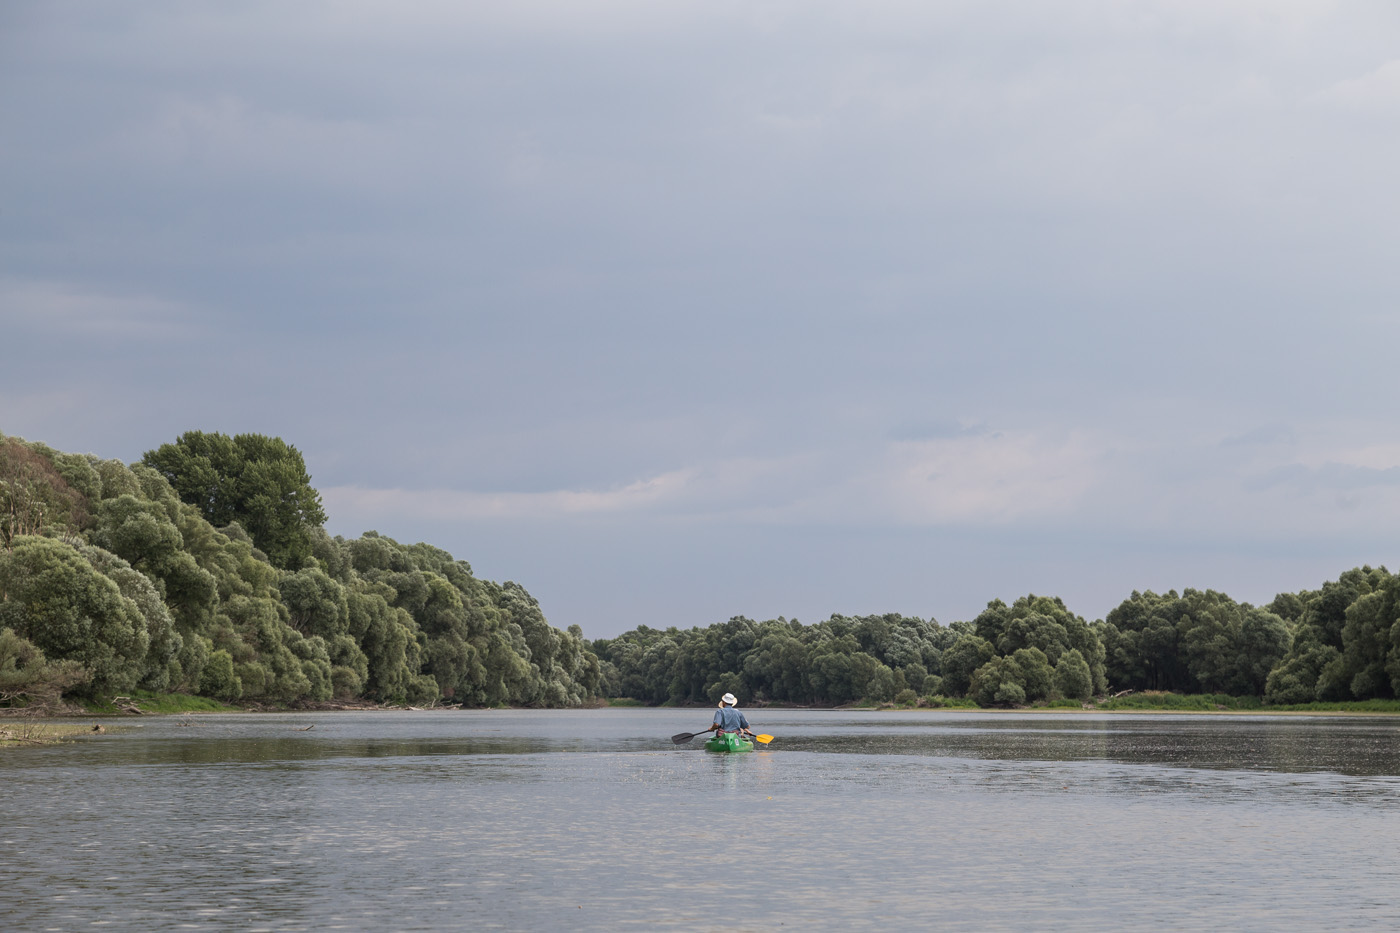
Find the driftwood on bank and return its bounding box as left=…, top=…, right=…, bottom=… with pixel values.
left=111, top=697, right=144, bottom=715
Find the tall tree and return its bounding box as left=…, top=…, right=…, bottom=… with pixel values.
left=142, top=431, right=326, bottom=569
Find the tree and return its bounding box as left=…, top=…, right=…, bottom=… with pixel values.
left=1054, top=649, right=1093, bottom=700
left=1177, top=590, right=1289, bottom=695
left=1265, top=567, right=1393, bottom=701
left=142, top=431, right=326, bottom=569
left=1339, top=580, right=1399, bottom=699
left=973, top=595, right=1108, bottom=694
left=1011, top=647, right=1054, bottom=702
left=1101, top=590, right=1191, bottom=692
left=0, top=627, right=87, bottom=708
left=1264, top=628, right=1339, bottom=705
left=969, top=656, right=1027, bottom=707
left=0, top=436, right=92, bottom=547
left=81, top=545, right=183, bottom=692
left=940, top=634, right=995, bottom=697
left=0, top=536, right=149, bottom=693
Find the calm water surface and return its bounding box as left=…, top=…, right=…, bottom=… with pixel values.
left=5, top=709, right=1400, bottom=931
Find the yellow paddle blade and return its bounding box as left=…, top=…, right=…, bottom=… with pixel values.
left=753, top=734, right=773, bottom=744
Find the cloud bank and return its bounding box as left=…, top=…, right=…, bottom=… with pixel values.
left=4, top=0, right=1398, bottom=634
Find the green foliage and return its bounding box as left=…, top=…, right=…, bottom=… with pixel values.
left=142, top=431, right=327, bottom=570
left=974, top=595, right=1108, bottom=695
left=8, top=433, right=1400, bottom=717
left=1101, top=588, right=1290, bottom=697
left=0, top=433, right=599, bottom=711
left=594, top=613, right=955, bottom=707
left=0, top=435, right=94, bottom=546
left=591, top=580, right=1389, bottom=711
left=199, top=648, right=242, bottom=699
left=0, top=626, right=88, bottom=707
left=1011, top=647, right=1054, bottom=702
left=1054, top=649, right=1093, bottom=700
left=1096, top=692, right=1263, bottom=711
left=1100, top=590, right=1189, bottom=692
left=969, top=656, right=1027, bottom=707
left=1264, top=629, right=1340, bottom=705
left=118, top=690, right=237, bottom=714
left=1256, top=698, right=1400, bottom=714
left=1263, top=567, right=1398, bottom=702
left=79, top=545, right=182, bottom=691
left=0, top=536, right=150, bottom=694
left=922, top=695, right=980, bottom=709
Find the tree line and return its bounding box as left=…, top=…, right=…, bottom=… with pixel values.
left=4, top=429, right=1397, bottom=711
left=592, top=576, right=1400, bottom=708
left=1, top=431, right=599, bottom=709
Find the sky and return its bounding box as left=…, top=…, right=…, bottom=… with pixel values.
left=4, top=1, right=1399, bottom=639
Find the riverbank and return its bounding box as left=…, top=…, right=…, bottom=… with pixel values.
left=862, top=692, right=1400, bottom=715
left=0, top=721, right=106, bottom=746
left=9, top=690, right=1400, bottom=722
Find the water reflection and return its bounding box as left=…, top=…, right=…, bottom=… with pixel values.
left=757, top=712, right=1400, bottom=776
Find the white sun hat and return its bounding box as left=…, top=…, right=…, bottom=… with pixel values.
left=721, top=693, right=738, bottom=706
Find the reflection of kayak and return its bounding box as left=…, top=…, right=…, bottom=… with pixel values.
left=704, top=732, right=754, bottom=753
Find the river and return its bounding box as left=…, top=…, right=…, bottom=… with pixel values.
left=5, top=709, right=1399, bottom=931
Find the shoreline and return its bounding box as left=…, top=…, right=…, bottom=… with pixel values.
left=8, top=701, right=1400, bottom=720
left=7, top=686, right=1400, bottom=721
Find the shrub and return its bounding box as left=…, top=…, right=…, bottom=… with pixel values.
left=199, top=649, right=242, bottom=700
left=1054, top=649, right=1093, bottom=700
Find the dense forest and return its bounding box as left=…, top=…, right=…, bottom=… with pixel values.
left=591, top=570, right=1400, bottom=708
left=0, top=431, right=599, bottom=709
left=3, top=430, right=1398, bottom=712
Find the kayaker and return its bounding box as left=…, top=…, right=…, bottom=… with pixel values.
left=708, top=692, right=756, bottom=739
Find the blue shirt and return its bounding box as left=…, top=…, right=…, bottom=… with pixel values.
left=712, top=707, right=750, bottom=732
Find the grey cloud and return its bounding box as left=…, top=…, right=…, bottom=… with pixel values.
left=1247, top=463, right=1400, bottom=493
left=5, top=2, right=1400, bottom=636
left=889, top=419, right=992, bottom=442
left=1221, top=424, right=1296, bottom=448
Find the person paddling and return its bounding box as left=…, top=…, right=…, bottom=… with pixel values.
left=708, top=692, right=755, bottom=740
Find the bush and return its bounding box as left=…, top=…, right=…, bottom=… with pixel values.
left=993, top=680, right=1026, bottom=706
left=969, top=656, right=1026, bottom=707
left=199, top=649, right=242, bottom=700
left=893, top=688, right=918, bottom=707
left=923, top=694, right=979, bottom=709
left=1054, top=649, right=1093, bottom=700
left=1096, top=692, right=1262, bottom=711
left=0, top=627, right=88, bottom=708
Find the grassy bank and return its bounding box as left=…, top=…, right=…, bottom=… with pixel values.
left=865, top=691, right=1400, bottom=714
left=1093, top=693, right=1400, bottom=714
left=1095, top=692, right=1262, bottom=712
left=76, top=691, right=242, bottom=716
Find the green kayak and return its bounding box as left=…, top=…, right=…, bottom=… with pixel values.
left=704, top=732, right=754, bottom=753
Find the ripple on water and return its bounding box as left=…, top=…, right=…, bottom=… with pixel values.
left=5, top=710, right=1400, bottom=931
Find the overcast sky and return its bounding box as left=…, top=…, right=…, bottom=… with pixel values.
left=4, top=1, right=1399, bottom=638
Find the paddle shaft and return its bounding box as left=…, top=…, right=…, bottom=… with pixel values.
left=672, top=729, right=772, bottom=744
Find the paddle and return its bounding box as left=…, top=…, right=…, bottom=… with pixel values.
left=671, top=730, right=775, bottom=745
